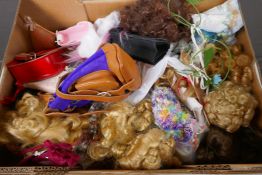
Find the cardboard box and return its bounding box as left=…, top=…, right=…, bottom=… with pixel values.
left=0, top=0, right=262, bottom=174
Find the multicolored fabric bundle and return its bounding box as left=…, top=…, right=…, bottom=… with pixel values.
left=152, top=86, right=195, bottom=143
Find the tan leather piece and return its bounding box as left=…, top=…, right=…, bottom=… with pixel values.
left=113, top=43, right=141, bottom=90
left=75, top=70, right=120, bottom=91
left=76, top=70, right=113, bottom=83
left=103, top=44, right=124, bottom=83
left=28, top=20, right=57, bottom=52
left=56, top=43, right=141, bottom=102
left=56, top=87, right=130, bottom=102
left=22, top=16, right=57, bottom=52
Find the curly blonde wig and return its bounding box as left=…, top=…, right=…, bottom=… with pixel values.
left=88, top=101, right=181, bottom=169
left=204, top=81, right=258, bottom=133
left=4, top=93, right=88, bottom=146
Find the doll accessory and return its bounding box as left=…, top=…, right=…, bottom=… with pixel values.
left=48, top=43, right=141, bottom=111
left=110, top=28, right=170, bottom=65
left=24, top=16, right=57, bottom=51
left=7, top=48, right=66, bottom=84
left=204, top=81, right=258, bottom=133
left=151, top=86, right=195, bottom=143
left=192, top=0, right=243, bottom=35
left=20, top=140, right=80, bottom=167
left=56, top=21, right=90, bottom=47
left=1, top=48, right=67, bottom=105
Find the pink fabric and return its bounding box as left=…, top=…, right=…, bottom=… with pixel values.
left=20, top=140, right=80, bottom=167
left=55, top=11, right=120, bottom=64
left=56, top=21, right=90, bottom=47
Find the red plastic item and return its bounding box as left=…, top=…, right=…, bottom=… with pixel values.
left=7, top=48, right=66, bottom=84
left=1, top=48, right=67, bottom=105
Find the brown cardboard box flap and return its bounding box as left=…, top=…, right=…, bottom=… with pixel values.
left=82, top=0, right=136, bottom=22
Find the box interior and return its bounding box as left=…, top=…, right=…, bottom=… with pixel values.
left=0, top=0, right=262, bottom=171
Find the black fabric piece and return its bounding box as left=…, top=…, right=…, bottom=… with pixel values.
left=110, top=28, right=170, bottom=65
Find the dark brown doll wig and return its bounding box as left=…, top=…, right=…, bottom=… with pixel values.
left=235, top=127, right=262, bottom=163
left=195, top=126, right=238, bottom=164
left=120, top=0, right=192, bottom=42
left=196, top=126, right=262, bottom=164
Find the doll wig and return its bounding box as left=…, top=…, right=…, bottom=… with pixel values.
left=4, top=93, right=88, bottom=146
left=88, top=101, right=181, bottom=169
left=120, top=0, right=192, bottom=42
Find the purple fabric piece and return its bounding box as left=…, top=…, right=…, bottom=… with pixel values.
left=48, top=49, right=109, bottom=111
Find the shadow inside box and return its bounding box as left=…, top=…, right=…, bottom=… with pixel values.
left=0, top=145, right=21, bottom=166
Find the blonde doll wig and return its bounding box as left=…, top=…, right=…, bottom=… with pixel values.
left=4, top=93, right=88, bottom=146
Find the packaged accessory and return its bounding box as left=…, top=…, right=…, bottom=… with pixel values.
left=110, top=28, right=170, bottom=65
left=158, top=67, right=207, bottom=127
left=48, top=43, right=141, bottom=111
left=192, top=0, right=243, bottom=35
left=151, top=86, right=205, bottom=162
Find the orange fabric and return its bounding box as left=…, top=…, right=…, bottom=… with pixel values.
left=56, top=43, right=141, bottom=102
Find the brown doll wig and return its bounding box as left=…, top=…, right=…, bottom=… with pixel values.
left=196, top=126, right=262, bottom=164
left=235, top=127, right=262, bottom=163
left=4, top=93, right=88, bottom=147
left=120, top=0, right=192, bottom=42
left=195, top=126, right=238, bottom=164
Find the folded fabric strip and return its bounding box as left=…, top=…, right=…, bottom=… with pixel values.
left=24, top=70, right=68, bottom=94
left=48, top=43, right=141, bottom=111
left=56, top=21, right=90, bottom=47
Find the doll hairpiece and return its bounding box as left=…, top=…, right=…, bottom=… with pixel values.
left=4, top=93, right=89, bottom=146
